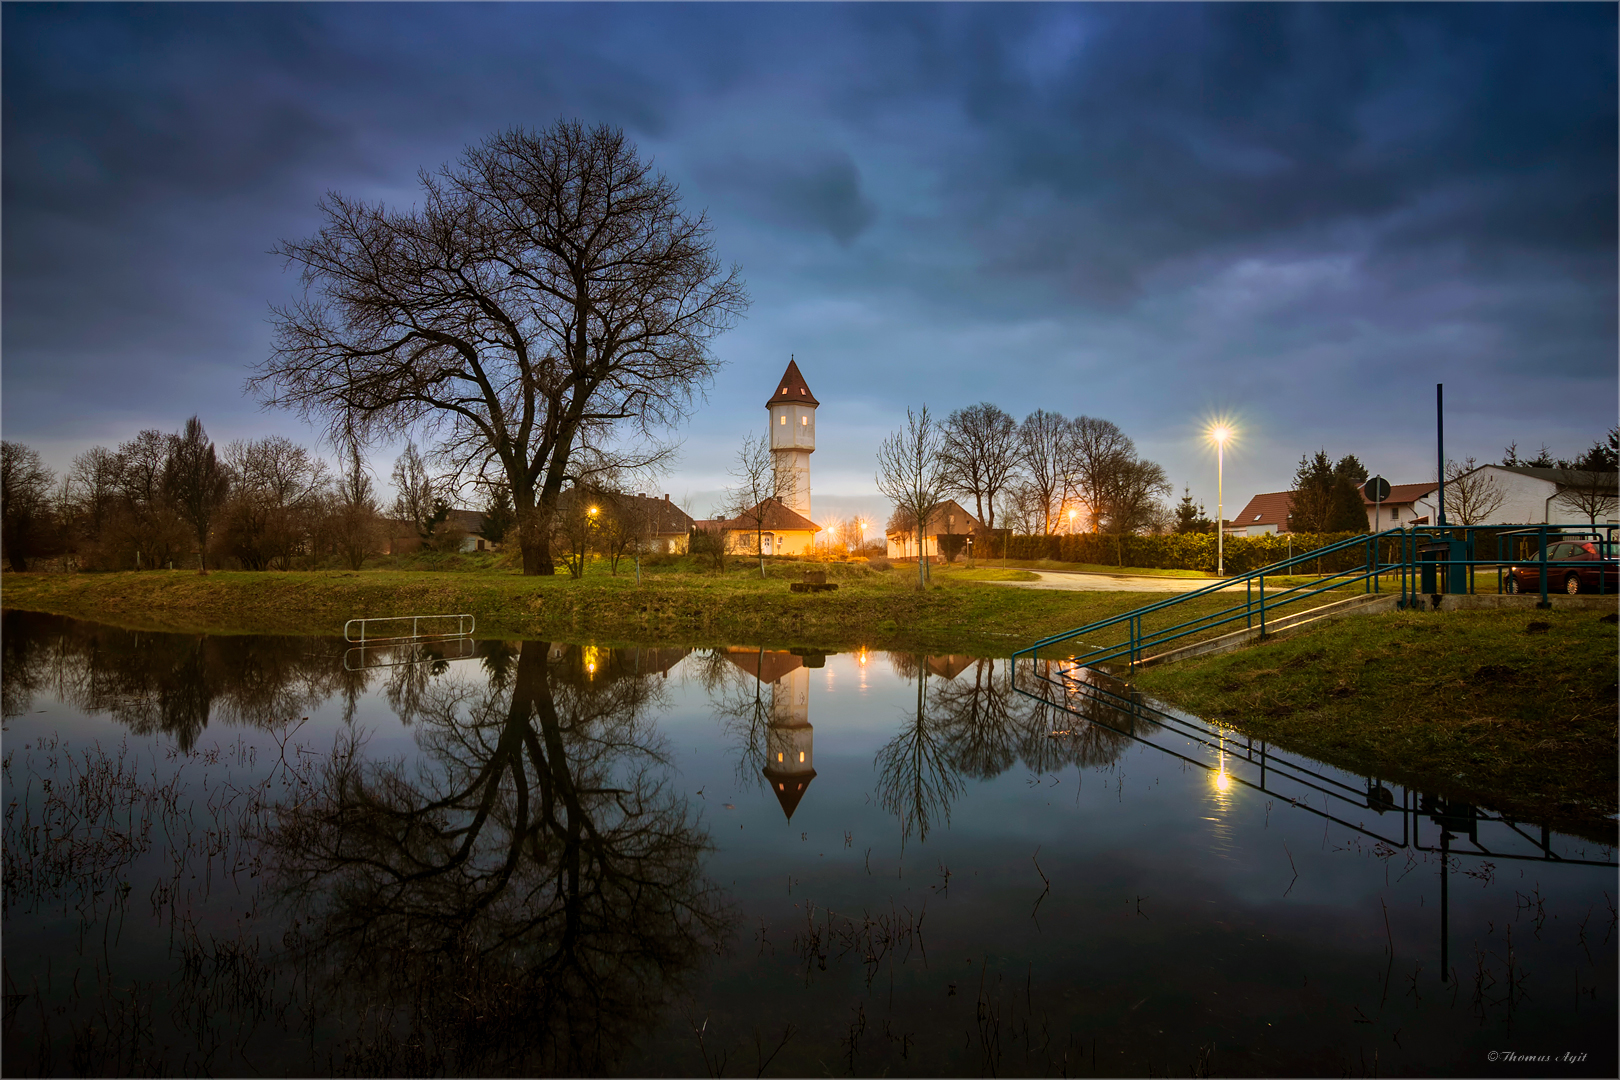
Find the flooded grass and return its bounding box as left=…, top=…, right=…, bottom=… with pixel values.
left=2, top=609, right=1615, bottom=1076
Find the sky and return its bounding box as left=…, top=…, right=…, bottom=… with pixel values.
left=4, top=2, right=1616, bottom=528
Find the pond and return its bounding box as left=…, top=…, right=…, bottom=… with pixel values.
left=2, top=609, right=1614, bottom=1077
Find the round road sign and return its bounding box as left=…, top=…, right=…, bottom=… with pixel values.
left=1363, top=476, right=1391, bottom=502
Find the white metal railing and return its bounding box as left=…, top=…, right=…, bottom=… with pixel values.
left=343, top=613, right=475, bottom=644
left=343, top=636, right=476, bottom=672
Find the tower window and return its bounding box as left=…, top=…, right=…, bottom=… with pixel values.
left=800, top=416, right=808, bottom=426
left=798, top=751, right=805, bottom=762
left=779, top=415, right=786, bottom=425
left=777, top=752, right=783, bottom=762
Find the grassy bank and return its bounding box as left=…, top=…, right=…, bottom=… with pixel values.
left=1, top=560, right=1180, bottom=655
left=1134, top=607, right=1620, bottom=833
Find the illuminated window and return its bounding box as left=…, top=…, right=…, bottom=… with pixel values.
left=777, top=752, right=783, bottom=762
left=779, top=415, right=786, bottom=425
left=798, top=751, right=805, bottom=763
left=800, top=416, right=808, bottom=426
left=779, top=783, right=785, bottom=791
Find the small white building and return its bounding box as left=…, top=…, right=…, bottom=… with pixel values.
left=1442, top=465, right=1618, bottom=525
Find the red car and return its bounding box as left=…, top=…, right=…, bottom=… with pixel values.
left=1504, top=539, right=1619, bottom=595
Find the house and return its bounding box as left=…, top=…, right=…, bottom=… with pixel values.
left=701, top=497, right=821, bottom=556
left=554, top=489, right=697, bottom=554
left=1226, top=491, right=1293, bottom=536
left=386, top=509, right=491, bottom=554
left=1443, top=465, right=1618, bottom=526
left=885, top=499, right=990, bottom=559
left=1361, top=483, right=1439, bottom=530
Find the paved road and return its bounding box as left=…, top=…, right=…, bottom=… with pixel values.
left=984, top=570, right=1221, bottom=593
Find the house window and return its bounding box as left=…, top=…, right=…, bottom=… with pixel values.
left=1390, top=507, right=1400, bottom=520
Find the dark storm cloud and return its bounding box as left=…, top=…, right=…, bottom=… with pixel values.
left=697, top=147, right=877, bottom=244
left=2, top=2, right=1614, bottom=508
left=840, top=3, right=1616, bottom=304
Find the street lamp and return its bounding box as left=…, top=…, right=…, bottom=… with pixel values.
left=1210, top=426, right=1231, bottom=577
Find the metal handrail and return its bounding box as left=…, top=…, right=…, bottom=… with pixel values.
left=343, top=613, right=475, bottom=644
left=1014, top=530, right=1399, bottom=669
left=1013, top=523, right=1617, bottom=674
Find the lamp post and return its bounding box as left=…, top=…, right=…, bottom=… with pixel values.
left=1217, top=433, right=1224, bottom=576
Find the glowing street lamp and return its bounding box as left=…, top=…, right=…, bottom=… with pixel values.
left=1209, top=425, right=1231, bottom=576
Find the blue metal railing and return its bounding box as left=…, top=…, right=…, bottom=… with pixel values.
left=1013, top=523, right=1617, bottom=675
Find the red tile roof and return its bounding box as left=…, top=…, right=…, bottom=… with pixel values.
left=1232, top=490, right=1294, bottom=530
left=766, top=358, right=819, bottom=407
left=714, top=498, right=819, bottom=532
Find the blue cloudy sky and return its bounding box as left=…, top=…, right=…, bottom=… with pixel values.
left=4, top=2, right=1615, bottom=525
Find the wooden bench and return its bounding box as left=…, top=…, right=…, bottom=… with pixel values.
left=790, top=570, right=838, bottom=593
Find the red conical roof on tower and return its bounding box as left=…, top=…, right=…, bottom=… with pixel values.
left=766, top=358, right=819, bottom=408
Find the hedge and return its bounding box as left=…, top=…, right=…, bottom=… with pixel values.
left=993, top=530, right=1382, bottom=575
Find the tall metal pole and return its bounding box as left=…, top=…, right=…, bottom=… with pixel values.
left=1217, top=439, right=1225, bottom=576
left=1436, top=383, right=1447, bottom=528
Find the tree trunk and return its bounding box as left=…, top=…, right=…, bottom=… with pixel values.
left=518, top=506, right=557, bottom=575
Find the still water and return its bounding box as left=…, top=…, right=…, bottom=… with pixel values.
left=2, top=610, right=1614, bottom=1077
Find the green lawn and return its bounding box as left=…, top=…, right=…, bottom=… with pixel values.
left=1134, top=607, right=1620, bottom=833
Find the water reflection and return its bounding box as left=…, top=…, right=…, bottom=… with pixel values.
left=874, top=656, right=1157, bottom=845
left=1, top=610, right=359, bottom=746
left=262, top=639, right=728, bottom=1075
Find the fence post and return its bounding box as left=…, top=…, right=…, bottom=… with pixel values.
left=1537, top=526, right=1549, bottom=608
left=1259, top=574, right=1266, bottom=636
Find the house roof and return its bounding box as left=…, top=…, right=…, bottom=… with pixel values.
left=714, top=497, right=819, bottom=533
left=765, top=359, right=820, bottom=408
left=723, top=647, right=804, bottom=685
left=1486, top=465, right=1619, bottom=492
left=1361, top=481, right=1437, bottom=505
left=885, top=499, right=988, bottom=536
left=1236, top=481, right=1440, bottom=528
left=760, top=768, right=816, bottom=820
left=1232, top=491, right=1294, bottom=529
left=555, top=489, right=696, bottom=534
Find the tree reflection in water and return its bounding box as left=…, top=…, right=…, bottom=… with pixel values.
left=261, top=639, right=731, bottom=1076
left=875, top=655, right=1156, bottom=846
left=0, top=610, right=360, bottom=747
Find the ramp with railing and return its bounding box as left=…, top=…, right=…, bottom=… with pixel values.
left=1013, top=523, right=1615, bottom=677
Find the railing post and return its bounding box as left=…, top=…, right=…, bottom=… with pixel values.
left=1246, top=578, right=1252, bottom=629
left=1538, top=526, right=1549, bottom=608
left=1259, top=574, right=1265, bottom=636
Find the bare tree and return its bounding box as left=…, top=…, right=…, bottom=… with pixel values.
left=994, top=479, right=1047, bottom=538
left=391, top=441, right=448, bottom=543
left=331, top=444, right=382, bottom=570
left=1016, top=410, right=1069, bottom=535
left=940, top=402, right=1019, bottom=529
left=1442, top=456, right=1508, bottom=525
left=68, top=446, right=121, bottom=546
left=110, top=429, right=188, bottom=569
left=253, top=121, right=748, bottom=576
left=724, top=432, right=794, bottom=578
left=875, top=406, right=945, bottom=589
left=1, top=441, right=55, bottom=572
left=1552, top=470, right=1619, bottom=526
left=1097, top=456, right=1171, bottom=565
left=1067, top=416, right=1134, bottom=534
left=163, top=417, right=231, bottom=573
left=222, top=435, right=328, bottom=569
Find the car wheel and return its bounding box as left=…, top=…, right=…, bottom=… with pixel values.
left=1505, top=575, right=1519, bottom=594
left=1565, top=573, right=1581, bottom=595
